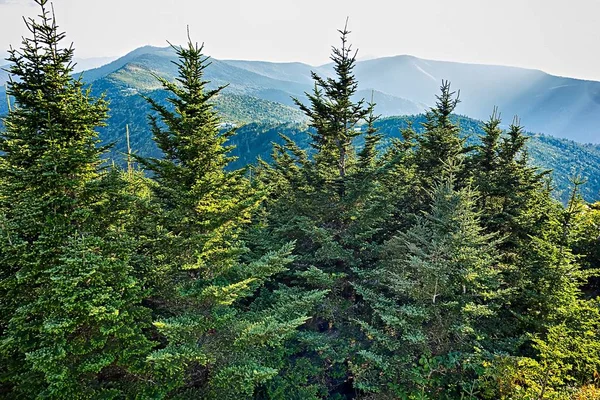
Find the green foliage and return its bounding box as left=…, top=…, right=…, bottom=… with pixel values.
left=353, top=175, right=505, bottom=398
left=479, top=300, right=600, bottom=399
left=133, top=37, right=319, bottom=398
left=1, top=4, right=599, bottom=399
left=414, top=81, right=465, bottom=192
left=0, top=2, right=154, bottom=397
left=249, top=25, right=394, bottom=397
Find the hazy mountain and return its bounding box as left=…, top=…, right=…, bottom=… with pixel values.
left=1, top=46, right=600, bottom=203
left=225, top=55, right=600, bottom=143
left=357, top=89, right=427, bottom=116
left=350, top=55, right=600, bottom=143
left=0, top=65, right=8, bottom=87
left=79, top=46, right=425, bottom=115
left=223, top=59, right=328, bottom=85
left=78, top=47, right=600, bottom=143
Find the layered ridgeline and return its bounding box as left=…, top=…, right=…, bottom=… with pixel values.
left=5, top=44, right=600, bottom=142
left=1, top=46, right=600, bottom=203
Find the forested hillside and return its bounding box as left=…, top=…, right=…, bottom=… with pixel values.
left=7, top=84, right=593, bottom=203
left=6, top=38, right=600, bottom=143
left=1, top=2, right=599, bottom=399
left=221, top=117, right=600, bottom=204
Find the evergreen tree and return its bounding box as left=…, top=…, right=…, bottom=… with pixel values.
left=414, top=81, right=465, bottom=195
left=469, top=112, right=575, bottom=349
left=353, top=174, right=506, bottom=398
left=376, top=122, right=419, bottom=237
left=471, top=113, right=551, bottom=245
left=137, top=36, right=319, bottom=399
left=293, top=20, right=370, bottom=190
left=569, top=199, right=600, bottom=295
left=250, top=24, right=395, bottom=398
left=0, top=1, right=154, bottom=397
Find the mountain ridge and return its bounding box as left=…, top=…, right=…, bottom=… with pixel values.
left=63, top=45, right=600, bottom=143
left=1, top=45, right=600, bottom=202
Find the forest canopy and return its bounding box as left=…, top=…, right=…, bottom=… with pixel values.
left=0, top=2, right=599, bottom=399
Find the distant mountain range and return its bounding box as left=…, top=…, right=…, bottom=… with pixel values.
left=2, top=46, right=600, bottom=143
left=0, top=45, right=599, bottom=202
left=41, top=45, right=600, bottom=144
left=0, top=56, right=116, bottom=86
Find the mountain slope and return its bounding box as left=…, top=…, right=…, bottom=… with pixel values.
left=1, top=56, right=116, bottom=86
left=1, top=47, right=600, bottom=202
left=351, top=56, right=600, bottom=143
left=4, top=46, right=600, bottom=142
left=81, top=47, right=429, bottom=116
left=1, top=75, right=598, bottom=203
left=225, top=116, right=600, bottom=204
left=222, top=55, right=600, bottom=143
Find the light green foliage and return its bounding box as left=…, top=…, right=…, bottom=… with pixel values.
left=0, top=2, right=154, bottom=397
left=569, top=200, right=600, bottom=293
left=135, top=37, right=319, bottom=398
left=479, top=300, right=600, bottom=399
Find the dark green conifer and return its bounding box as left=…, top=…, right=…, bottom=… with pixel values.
left=471, top=113, right=550, bottom=244
left=415, top=81, right=464, bottom=187
left=249, top=23, right=398, bottom=398
left=293, top=20, right=371, bottom=191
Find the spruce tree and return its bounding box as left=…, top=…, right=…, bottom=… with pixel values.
left=569, top=199, right=600, bottom=295
left=293, top=20, right=371, bottom=190
left=471, top=113, right=551, bottom=245
left=469, top=112, right=571, bottom=348
left=137, top=37, right=320, bottom=399
left=414, top=81, right=464, bottom=192
left=0, top=1, right=154, bottom=397
left=250, top=24, right=396, bottom=398
left=353, top=173, right=506, bottom=398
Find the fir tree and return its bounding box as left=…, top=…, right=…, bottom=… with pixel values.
left=0, top=1, right=154, bottom=397
left=250, top=24, right=395, bottom=397
left=293, top=20, right=371, bottom=193
left=469, top=112, right=570, bottom=349
left=137, top=36, right=319, bottom=399
left=471, top=113, right=551, bottom=245
left=353, top=173, right=506, bottom=398
left=414, top=81, right=464, bottom=191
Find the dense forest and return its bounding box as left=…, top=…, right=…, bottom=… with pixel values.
left=1, top=1, right=599, bottom=399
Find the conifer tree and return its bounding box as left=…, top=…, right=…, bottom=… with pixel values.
left=471, top=113, right=550, bottom=245
left=414, top=81, right=464, bottom=191
left=293, top=20, right=370, bottom=191
left=569, top=199, right=600, bottom=295
left=251, top=24, right=395, bottom=397
left=0, top=1, right=154, bottom=397
left=353, top=173, right=506, bottom=398
left=137, top=36, right=320, bottom=399
left=468, top=112, right=571, bottom=349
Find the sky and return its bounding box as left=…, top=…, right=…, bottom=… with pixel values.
left=1, top=0, right=600, bottom=81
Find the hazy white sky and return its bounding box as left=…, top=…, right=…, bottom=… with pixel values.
left=1, top=0, right=600, bottom=80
